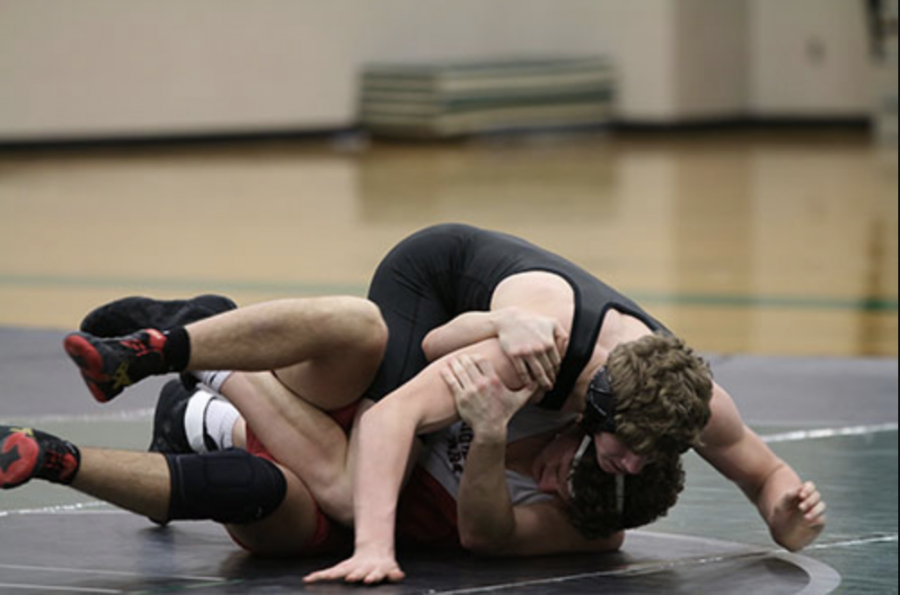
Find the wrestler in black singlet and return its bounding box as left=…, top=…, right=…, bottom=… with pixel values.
left=366, top=224, right=668, bottom=410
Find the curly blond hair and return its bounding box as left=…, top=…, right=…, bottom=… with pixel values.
left=606, top=333, right=713, bottom=457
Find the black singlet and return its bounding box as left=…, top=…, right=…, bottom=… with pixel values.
left=366, top=224, right=667, bottom=409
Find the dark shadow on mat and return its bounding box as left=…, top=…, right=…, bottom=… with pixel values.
left=0, top=513, right=838, bottom=594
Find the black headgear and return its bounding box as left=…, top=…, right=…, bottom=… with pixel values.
left=582, top=367, right=617, bottom=435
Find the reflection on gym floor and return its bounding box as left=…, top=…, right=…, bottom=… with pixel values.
left=0, top=129, right=896, bottom=357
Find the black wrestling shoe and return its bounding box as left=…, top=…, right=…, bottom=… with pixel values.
left=80, top=295, right=237, bottom=337
left=0, top=426, right=81, bottom=489
left=147, top=380, right=195, bottom=528
left=149, top=380, right=221, bottom=455
left=64, top=329, right=169, bottom=403
left=149, top=380, right=196, bottom=455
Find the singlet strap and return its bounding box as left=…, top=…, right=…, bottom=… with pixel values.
left=538, top=284, right=605, bottom=410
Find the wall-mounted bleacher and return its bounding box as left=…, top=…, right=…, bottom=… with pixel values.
left=359, top=57, right=616, bottom=138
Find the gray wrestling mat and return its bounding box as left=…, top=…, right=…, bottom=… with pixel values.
left=1, top=327, right=897, bottom=594
left=0, top=517, right=840, bottom=594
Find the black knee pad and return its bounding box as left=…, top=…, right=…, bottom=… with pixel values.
left=165, top=449, right=287, bottom=525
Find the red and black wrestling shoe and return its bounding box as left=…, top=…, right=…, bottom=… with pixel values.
left=79, top=295, right=236, bottom=393
left=0, top=426, right=81, bottom=489
left=64, top=329, right=168, bottom=403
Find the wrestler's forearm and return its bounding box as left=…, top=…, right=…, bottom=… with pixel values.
left=422, top=312, right=501, bottom=361
left=753, top=462, right=801, bottom=519
left=457, top=432, right=516, bottom=554
left=351, top=400, right=420, bottom=556
left=751, top=461, right=811, bottom=550
left=719, top=429, right=806, bottom=540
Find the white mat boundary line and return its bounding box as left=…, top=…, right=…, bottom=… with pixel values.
left=761, top=423, right=899, bottom=443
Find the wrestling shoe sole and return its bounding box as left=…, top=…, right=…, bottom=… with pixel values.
left=63, top=333, right=119, bottom=403
left=0, top=431, right=42, bottom=489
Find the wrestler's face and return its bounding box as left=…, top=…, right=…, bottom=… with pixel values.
left=593, top=432, right=647, bottom=475
left=532, top=430, right=583, bottom=501
left=533, top=430, right=648, bottom=501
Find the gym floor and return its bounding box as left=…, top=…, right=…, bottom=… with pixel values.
left=0, top=127, right=897, bottom=593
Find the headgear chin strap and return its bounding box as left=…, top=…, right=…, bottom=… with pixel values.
left=582, top=367, right=617, bottom=435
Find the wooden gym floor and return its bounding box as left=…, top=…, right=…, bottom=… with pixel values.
left=0, top=127, right=897, bottom=358
left=0, top=127, right=897, bottom=593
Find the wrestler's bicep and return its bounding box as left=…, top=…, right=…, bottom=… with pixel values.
left=491, top=272, right=576, bottom=334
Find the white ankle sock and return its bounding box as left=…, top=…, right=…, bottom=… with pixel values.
left=183, top=386, right=240, bottom=453
left=191, top=370, right=233, bottom=393
left=204, top=397, right=240, bottom=451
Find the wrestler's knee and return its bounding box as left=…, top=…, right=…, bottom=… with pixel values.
left=347, top=297, right=389, bottom=355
